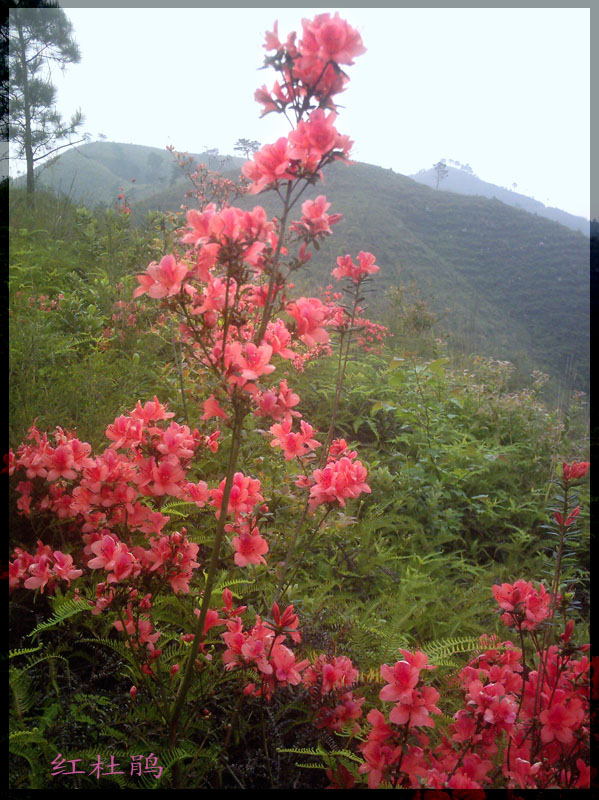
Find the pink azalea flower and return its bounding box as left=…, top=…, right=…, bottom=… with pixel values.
left=130, top=396, right=175, bottom=423
left=388, top=685, right=442, bottom=728
left=150, top=454, right=186, bottom=496
left=201, top=395, right=228, bottom=420
left=308, top=455, right=370, bottom=509
left=539, top=700, right=581, bottom=744
left=270, top=643, right=308, bottom=685
left=237, top=342, right=276, bottom=382
left=24, top=555, right=54, bottom=593
left=299, top=12, right=366, bottom=66
left=286, top=296, right=331, bottom=346
left=211, top=472, right=264, bottom=519
left=105, top=415, right=145, bottom=450
left=379, top=660, right=421, bottom=703
left=45, top=444, right=78, bottom=482
left=51, top=551, right=83, bottom=586
left=133, top=254, right=188, bottom=299
left=232, top=526, right=269, bottom=567
left=264, top=319, right=295, bottom=359
left=242, top=138, right=296, bottom=194
left=288, top=108, right=350, bottom=164
left=183, top=480, right=210, bottom=507
left=292, top=195, right=342, bottom=237
left=332, top=251, right=379, bottom=283
left=269, top=418, right=320, bottom=460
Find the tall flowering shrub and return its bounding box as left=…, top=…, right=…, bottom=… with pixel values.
left=9, top=11, right=380, bottom=780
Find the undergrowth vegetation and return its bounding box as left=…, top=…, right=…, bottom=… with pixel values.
left=9, top=12, right=590, bottom=791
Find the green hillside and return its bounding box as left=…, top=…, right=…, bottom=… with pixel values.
left=410, top=165, right=590, bottom=236
left=14, top=141, right=589, bottom=395
left=14, top=140, right=244, bottom=208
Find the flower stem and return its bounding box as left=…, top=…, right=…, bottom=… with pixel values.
left=168, top=405, right=246, bottom=766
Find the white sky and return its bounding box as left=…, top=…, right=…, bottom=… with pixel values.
left=14, top=6, right=591, bottom=219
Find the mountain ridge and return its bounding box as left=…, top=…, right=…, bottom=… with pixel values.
left=409, top=165, right=589, bottom=236
left=10, top=141, right=589, bottom=395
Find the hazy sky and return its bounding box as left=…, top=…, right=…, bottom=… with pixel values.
left=16, top=6, right=591, bottom=219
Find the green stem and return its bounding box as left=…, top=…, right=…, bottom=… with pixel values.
left=274, top=506, right=332, bottom=604
left=172, top=339, right=190, bottom=426
left=256, top=182, right=293, bottom=344
left=168, top=405, right=246, bottom=761
left=321, top=279, right=362, bottom=465
left=529, top=480, right=570, bottom=760
left=272, top=496, right=311, bottom=605
left=115, top=605, right=169, bottom=724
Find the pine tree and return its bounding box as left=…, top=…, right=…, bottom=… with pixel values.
left=433, top=159, right=448, bottom=190
left=233, top=138, right=261, bottom=159
left=8, top=1, right=85, bottom=196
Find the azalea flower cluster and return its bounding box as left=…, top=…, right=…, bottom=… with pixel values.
left=256, top=14, right=365, bottom=118
left=358, top=651, right=443, bottom=789
left=222, top=602, right=309, bottom=699
left=332, top=251, right=379, bottom=284
left=23, top=292, right=65, bottom=312
left=115, top=184, right=133, bottom=216
left=352, top=316, right=390, bottom=354
left=8, top=398, right=267, bottom=590
left=453, top=632, right=590, bottom=789
left=132, top=199, right=373, bottom=402
left=328, top=577, right=589, bottom=790
left=303, top=654, right=364, bottom=733
left=289, top=195, right=342, bottom=240
left=304, top=440, right=371, bottom=511
left=10, top=540, right=82, bottom=594
left=87, top=527, right=200, bottom=597
left=492, top=579, right=552, bottom=631
left=166, top=146, right=247, bottom=211
left=244, top=17, right=364, bottom=194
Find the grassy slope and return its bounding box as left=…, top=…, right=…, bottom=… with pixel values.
left=16, top=141, right=245, bottom=207
left=250, top=160, right=589, bottom=392
left=410, top=166, right=590, bottom=236
left=16, top=142, right=589, bottom=393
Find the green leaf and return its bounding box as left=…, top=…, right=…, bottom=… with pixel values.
left=28, top=598, right=90, bottom=638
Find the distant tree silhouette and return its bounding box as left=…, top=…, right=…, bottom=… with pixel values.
left=233, top=138, right=261, bottom=159
left=433, top=160, right=448, bottom=189
left=8, top=1, right=85, bottom=197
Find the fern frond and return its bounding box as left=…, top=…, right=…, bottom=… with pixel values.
left=361, top=667, right=385, bottom=685
left=27, top=598, right=90, bottom=638
left=79, top=636, right=133, bottom=662
left=212, top=578, right=256, bottom=594
left=160, top=500, right=200, bottom=518
left=10, top=667, right=37, bottom=717
left=9, top=727, right=43, bottom=742
left=8, top=645, right=42, bottom=660
left=422, top=634, right=490, bottom=664
left=277, top=745, right=361, bottom=763
left=24, top=652, right=70, bottom=672
left=277, top=746, right=323, bottom=757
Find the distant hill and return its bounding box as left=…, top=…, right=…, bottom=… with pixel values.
left=410, top=165, right=589, bottom=236
left=11, top=142, right=589, bottom=395
left=11, top=140, right=245, bottom=208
